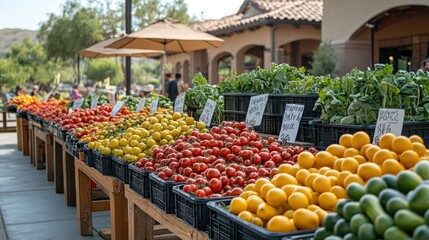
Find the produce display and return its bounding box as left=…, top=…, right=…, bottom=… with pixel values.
left=135, top=121, right=314, bottom=197
left=185, top=73, right=224, bottom=124
left=6, top=94, right=39, bottom=109
left=144, top=93, right=173, bottom=109
left=67, top=94, right=110, bottom=109
left=19, top=98, right=68, bottom=120
left=315, top=64, right=429, bottom=124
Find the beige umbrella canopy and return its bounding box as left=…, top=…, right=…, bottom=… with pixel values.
left=106, top=18, right=224, bottom=94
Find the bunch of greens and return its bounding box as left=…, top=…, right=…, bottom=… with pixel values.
left=314, top=64, right=429, bottom=124
left=217, top=63, right=330, bottom=94
left=185, top=73, right=224, bottom=124
left=145, top=94, right=173, bottom=109
left=120, top=96, right=140, bottom=111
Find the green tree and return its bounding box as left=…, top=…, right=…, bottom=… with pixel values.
left=310, top=41, right=338, bottom=76
left=85, top=58, right=123, bottom=84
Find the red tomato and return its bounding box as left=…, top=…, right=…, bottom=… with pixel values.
left=182, top=149, right=192, bottom=157
left=183, top=167, right=193, bottom=176
left=235, top=176, right=245, bottom=187
left=231, top=187, right=244, bottom=196
left=281, top=151, right=292, bottom=161
left=195, top=189, right=206, bottom=198
left=220, top=148, right=231, bottom=157
left=272, top=154, right=283, bottom=164
left=270, top=168, right=279, bottom=177
left=239, top=136, right=249, bottom=146
left=215, top=163, right=226, bottom=173
left=206, top=168, right=221, bottom=180
left=220, top=176, right=229, bottom=187
left=264, top=160, right=276, bottom=168
left=202, top=186, right=213, bottom=196
left=258, top=168, right=270, bottom=177
left=260, top=152, right=271, bottom=162
left=208, top=178, right=222, bottom=193
left=240, top=150, right=252, bottom=159
left=225, top=167, right=236, bottom=178
left=248, top=172, right=260, bottom=180
left=252, top=154, right=262, bottom=165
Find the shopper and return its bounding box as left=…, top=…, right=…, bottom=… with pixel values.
left=140, top=84, right=155, bottom=98
left=70, top=85, right=82, bottom=100
left=30, top=85, right=38, bottom=97
left=167, top=73, right=181, bottom=102
left=162, top=73, right=172, bottom=96
left=421, top=58, right=429, bottom=73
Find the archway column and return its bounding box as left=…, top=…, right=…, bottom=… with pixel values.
left=263, top=48, right=272, bottom=69
left=331, top=40, right=371, bottom=75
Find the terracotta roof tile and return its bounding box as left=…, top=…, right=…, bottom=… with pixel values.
left=192, top=0, right=322, bottom=33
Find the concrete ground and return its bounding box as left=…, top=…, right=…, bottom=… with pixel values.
left=0, top=133, right=110, bottom=240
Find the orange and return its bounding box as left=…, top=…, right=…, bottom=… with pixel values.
left=333, top=158, right=344, bottom=171
left=329, top=176, right=338, bottom=186
left=278, top=164, right=293, bottom=174
left=318, top=192, right=338, bottom=211
left=353, top=155, right=367, bottom=164
left=257, top=203, right=278, bottom=221
left=378, top=133, right=396, bottom=150
left=326, top=144, right=347, bottom=157
left=343, top=174, right=365, bottom=188
left=284, top=209, right=294, bottom=218
left=230, top=197, right=248, bottom=215
left=288, top=192, right=309, bottom=210
left=266, top=216, right=294, bottom=233
left=246, top=195, right=265, bottom=213
left=366, top=145, right=381, bottom=162
left=356, top=162, right=382, bottom=181
left=293, top=209, right=320, bottom=230
left=237, top=211, right=254, bottom=222
left=289, top=165, right=301, bottom=177
left=392, top=136, right=413, bottom=154
left=273, top=173, right=297, bottom=188
left=254, top=178, right=271, bottom=193
left=293, top=187, right=313, bottom=200
left=337, top=171, right=352, bottom=187
left=325, top=169, right=340, bottom=178
left=341, top=157, right=359, bottom=173
left=360, top=143, right=372, bottom=158
left=330, top=185, right=347, bottom=199
left=372, top=149, right=394, bottom=165
left=310, top=192, right=319, bottom=205
left=266, top=188, right=287, bottom=208
left=318, top=167, right=332, bottom=175
left=307, top=205, right=321, bottom=211
left=260, top=183, right=276, bottom=200
left=339, top=134, right=353, bottom=148
left=343, top=148, right=360, bottom=157
left=409, top=135, right=424, bottom=144
left=382, top=159, right=405, bottom=175
left=390, top=151, right=399, bottom=160
left=314, top=209, right=329, bottom=226
left=314, top=151, right=335, bottom=168
left=308, top=168, right=319, bottom=173
left=351, top=131, right=371, bottom=150
left=282, top=185, right=299, bottom=196
left=399, top=150, right=420, bottom=169
left=305, top=173, right=320, bottom=188
left=239, top=191, right=259, bottom=200
left=312, top=175, right=331, bottom=193
left=298, top=151, right=316, bottom=169
left=296, top=169, right=311, bottom=185
left=244, top=184, right=256, bottom=192
left=412, top=142, right=427, bottom=157
left=252, top=217, right=264, bottom=227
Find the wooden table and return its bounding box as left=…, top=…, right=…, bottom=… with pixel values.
left=28, top=121, right=36, bottom=165
left=53, top=136, right=64, bottom=193
left=75, top=159, right=128, bottom=240
left=0, top=110, right=16, bottom=133
left=33, top=124, right=54, bottom=179
left=125, top=185, right=208, bottom=240
left=16, top=115, right=22, bottom=151
left=20, top=118, right=29, bottom=156
left=63, top=145, right=76, bottom=206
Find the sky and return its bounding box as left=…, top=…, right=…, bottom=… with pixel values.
left=0, top=0, right=243, bottom=30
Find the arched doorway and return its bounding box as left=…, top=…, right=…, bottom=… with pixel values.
left=236, top=45, right=264, bottom=74
left=278, top=39, right=320, bottom=69
left=183, top=60, right=190, bottom=84
left=175, top=62, right=182, bottom=75
left=350, top=5, right=429, bottom=72
left=211, top=52, right=233, bottom=84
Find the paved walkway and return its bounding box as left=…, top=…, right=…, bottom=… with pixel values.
left=0, top=133, right=109, bottom=240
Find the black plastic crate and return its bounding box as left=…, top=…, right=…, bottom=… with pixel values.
left=149, top=173, right=184, bottom=214
left=207, top=200, right=316, bottom=240
left=128, top=164, right=152, bottom=198
left=223, top=93, right=239, bottom=111
left=310, top=119, right=429, bottom=149
left=296, top=118, right=314, bottom=143
left=93, top=150, right=112, bottom=175
left=111, top=156, right=129, bottom=184
left=84, top=146, right=95, bottom=167
left=266, top=94, right=320, bottom=118
left=173, top=185, right=233, bottom=231
left=59, top=128, right=68, bottom=141
left=260, top=114, right=283, bottom=135
left=43, top=120, right=52, bottom=133
left=16, top=111, right=28, bottom=119
left=6, top=105, right=17, bottom=113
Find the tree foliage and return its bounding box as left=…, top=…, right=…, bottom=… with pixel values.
left=310, top=41, right=338, bottom=76
left=85, top=58, right=123, bottom=84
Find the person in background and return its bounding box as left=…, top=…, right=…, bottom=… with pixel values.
left=163, top=73, right=172, bottom=96
left=30, top=85, right=38, bottom=96
left=167, top=73, right=181, bottom=102
left=421, top=58, right=429, bottom=73
left=15, top=86, right=24, bottom=96
left=70, top=84, right=82, bottom=100
left=140, top=84, right=154, bottom=98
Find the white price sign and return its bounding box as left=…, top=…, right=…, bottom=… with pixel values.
left=136, top=98, right=146, bottom=112
left=91, top=96, right=99, bottom=109
left=199, top=99, right=217, bottom=127
left=373, top=108, right=405, bottom=144
left=110, top=101, right=125, bottom=116
left=278, top=104, right=304, bottom=143
left=73, top=98, right=84, bottom=109
left=246, top=94, right=269, bottom=127
left=174, top=94, right=186, bottom=113
left=108, top=91, right=115, bottom=105
left=150, top=98, right=159, bottom=113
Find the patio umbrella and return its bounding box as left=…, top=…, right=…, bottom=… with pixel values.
left=106, top=18, right=224, bottom=94
left=79, top=38, right=163, bottom=97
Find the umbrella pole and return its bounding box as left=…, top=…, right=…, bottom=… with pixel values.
left=161, top=44, right=167, bottom=96
left=115, top=56, right=119, bottom=99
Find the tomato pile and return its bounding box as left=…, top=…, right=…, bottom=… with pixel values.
left=135, top=121, right=318, bottom=197
left=19, top=98, right=68, bottom=119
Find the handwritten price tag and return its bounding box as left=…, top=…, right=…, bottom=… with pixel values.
left=150, top=98, right=159, bottom=113
left=73, top=98, right=84, bottom=109
left=136, top=98, right=146, bottom=112
left=373, top=108, right=404, bottom=144
left=174, top=94, right=186, bottom=113
left=246, top=94, right=269, bottom=127
left=199, top=99, right=217, bottom=127
left=108, top=91, right=115, bottom=105
left=91, top=96, right=99, bottom=109
left=278, top=104, right=304, bottom=143
left=110, top=101, right=125, bottom=116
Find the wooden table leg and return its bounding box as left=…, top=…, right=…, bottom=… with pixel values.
left=16, top=117, right=22, bottom=151
left=128, top=200, right=153, bottom=240
left=54, top=139, right=64, bottom=193
left=29, top=124, right=34, bottom=163
left=110, top=181, right=128, bottom=240
left=22, top=120, right=29, bottom=156
left=75, top=162, right=93, bottom=236
left=46, top=134, right=54, bottom=181
left=35, top=135, right=43, bottom=170
left=63, top=150, right=76, bottom=206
